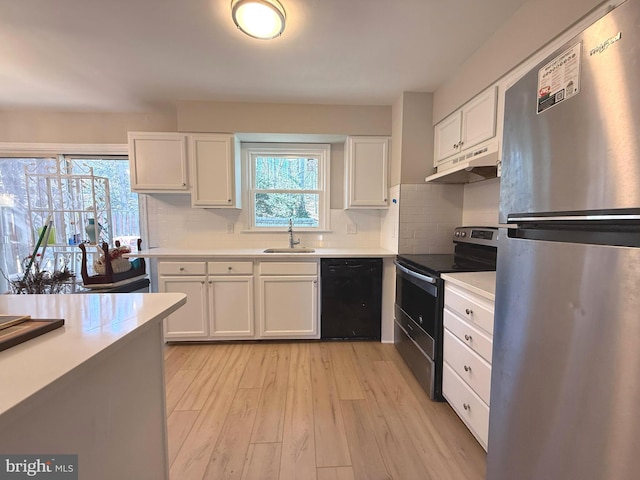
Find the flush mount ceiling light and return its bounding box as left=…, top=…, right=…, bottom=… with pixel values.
left=231, top=0, right=286, bottom=40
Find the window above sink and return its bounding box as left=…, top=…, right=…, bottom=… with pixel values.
left=243, top=143, right=330, bottom=231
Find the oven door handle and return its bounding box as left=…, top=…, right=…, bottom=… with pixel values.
left=394, top=260, right=436, bottom=284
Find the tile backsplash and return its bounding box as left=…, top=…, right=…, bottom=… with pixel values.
left=142, top=180, right=492, bottom=253
left=144, top=194, right=384, bottom=249
left=398, top=183, right=463, bottom=254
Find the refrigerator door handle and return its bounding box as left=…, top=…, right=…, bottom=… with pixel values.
left=394, top=261, right=436, bottom=284
left=509, top=214, right=640, bottom=222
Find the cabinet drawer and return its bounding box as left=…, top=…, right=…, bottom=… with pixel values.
left=445, top=284, right=494, bottom=335
left=259, top=262, right=318, bottom=276
left=443, top=329, right=492, bottom=404
left=158, top=261, right=206, bottom=276
left=208, top=261, right=253, bottom=275
left=442, top=362, right=489, bottom=450
left=444, top=308, right=493, bottom=363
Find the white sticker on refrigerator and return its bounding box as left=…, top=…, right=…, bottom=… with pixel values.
left=537, top=42, right=581, bottom=114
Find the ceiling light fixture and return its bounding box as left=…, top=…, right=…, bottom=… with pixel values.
left=231, top=0, right=286, bottom=40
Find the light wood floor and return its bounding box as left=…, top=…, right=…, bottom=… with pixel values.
left=164, top=341, right=486, bottom=480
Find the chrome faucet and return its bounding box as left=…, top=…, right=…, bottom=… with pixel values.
left=288, top=219, right=300, bottom=249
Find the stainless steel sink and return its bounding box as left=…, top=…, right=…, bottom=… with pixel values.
left=263, top=247, right=315, bottom=253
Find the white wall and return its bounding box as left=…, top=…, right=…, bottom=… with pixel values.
left=462, top=179, right=500, bottom=227
left=380, top=185, right=400, bottom=253
left=177, top=101, right=391, bottom=136
left=433, top=0, right=605, bottom=122
left=0, top=110, right=176, bottom=143
left=390, top=92, right=434, bottom=186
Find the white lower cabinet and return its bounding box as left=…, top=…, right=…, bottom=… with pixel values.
left=160, top=275, right=209, bottom=340
left=159, top=260, right=254, bottom=341
left=208, top=276, right=254, bottom=338
left=442, top=281, right=495, bottom=451
left=442, top=363, right=491, bottom=447
left=257, top=261, right=319, bottom=339
left=158, top=259, right=319, bottom=341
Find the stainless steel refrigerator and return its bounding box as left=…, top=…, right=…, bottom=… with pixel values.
left=488, top=1, right=640, bottom=479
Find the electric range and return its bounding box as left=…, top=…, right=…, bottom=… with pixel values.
left=393, top=226, right=498, bottom=400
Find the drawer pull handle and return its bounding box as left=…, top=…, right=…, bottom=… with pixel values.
left=463, top=403, right=470, bottom=411
left=464, top=334, right=472, bottom=341
left=465, top=308, right=473, bottom=315
left=228, top=266, right=233, bottom=271
left=179, top=267, right=185, bottom=271
left=464, top=365, right=471, bottom=372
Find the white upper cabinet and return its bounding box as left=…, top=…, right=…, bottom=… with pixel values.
left=461, top=88, right=498, bottom=151
left=344, top=136, right=390, bottom=209
left=434, top=114, right=462, bottom=162
left=188, top=133, right=241, bottom=208
left=434, top=86, right=498, bottom=167
left=128, top=132, right=188, bottom=192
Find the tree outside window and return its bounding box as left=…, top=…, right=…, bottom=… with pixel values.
left=246, top=144, right=330, bottom=230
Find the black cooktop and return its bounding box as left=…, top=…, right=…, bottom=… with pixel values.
left=396, top=226, right=499, bottom=277
left=397, top=253, right=496, bottom=277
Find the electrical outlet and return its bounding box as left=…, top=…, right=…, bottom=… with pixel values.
left=226, top=222, right=234, bottom=234
left=346, top=223, right=357, bottom=234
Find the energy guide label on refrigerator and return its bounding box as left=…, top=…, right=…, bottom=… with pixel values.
left=537, top=42, right=581, bottom=114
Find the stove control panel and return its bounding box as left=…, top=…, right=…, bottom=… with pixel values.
left=453, top=227, right=499, bottom=247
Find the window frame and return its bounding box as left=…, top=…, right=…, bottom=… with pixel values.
left=0, top=143, right=148, bottom=290
left=244, top=143, right=331, bottom=231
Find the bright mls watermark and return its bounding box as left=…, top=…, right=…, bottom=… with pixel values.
left=0, top=455, right=77, bottom=479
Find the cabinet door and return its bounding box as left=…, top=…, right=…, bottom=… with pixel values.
left=345, top=136, right=389, bottom=208
left=460, top=87, right=497, bottom=151
left=434, top=113, right=462, bottom=164
left=159, top=276, right=208, bottom=339
left=128, top=132, right=188, bottom=192
left=209, top=276, right=254, bottom=338
left=189, top=134, right=240, bottom=208
left=258, top=275, right=318, bottom=338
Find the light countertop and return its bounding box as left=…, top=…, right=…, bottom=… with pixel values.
left=0, top=292, right=186, bottom=418
left=441, top=271, right=496, bottom=301
left=128, top=247, right=396, bottom=259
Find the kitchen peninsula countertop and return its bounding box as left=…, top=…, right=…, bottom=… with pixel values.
left=441, top=271, right=496, bottom=301
left=0, top=292, right=186, bottom=480
left=0, top=292, right=185, bottom=417
left=128, top=247, right=396, bottom=258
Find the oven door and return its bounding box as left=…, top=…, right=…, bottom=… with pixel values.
left=394, top=260, right=444, bottom=400
left=394, top=260, right=441, bottom=357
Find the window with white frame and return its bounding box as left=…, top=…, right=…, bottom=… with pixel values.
left=0, top=155, right=140, bottom=293
left=245, top=143, right=330, bottom=230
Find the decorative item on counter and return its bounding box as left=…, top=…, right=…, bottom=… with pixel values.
left=2, top=254, right=75, bottom=294
left=78, top=239, right=146, bottom=287
left=94, top=244, right=132, bottom=275
left=85, top=218, right=103, bottom=244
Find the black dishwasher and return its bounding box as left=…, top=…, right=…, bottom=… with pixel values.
left=321, top=258, right=382, bottom=340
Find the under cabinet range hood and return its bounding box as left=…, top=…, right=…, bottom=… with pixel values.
left=425, top=141, right=499, bottom=184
